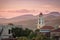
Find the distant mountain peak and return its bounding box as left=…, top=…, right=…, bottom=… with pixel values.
left=49, top=12, right=60, bottom=16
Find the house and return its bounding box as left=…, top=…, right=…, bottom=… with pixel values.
left=50, top=28, right=60, bottom=40
left=40, top=26, right=54, bottom=37
left=40, top=26, right=54, bottom=32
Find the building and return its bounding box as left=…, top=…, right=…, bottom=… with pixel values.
left=50, top=28, right=60, bottom=40
left=37, top=12, right=55, bottom=37
left=40, top=26, right=54, bottom=37
left=37, top=13, right=45, bottom=29
left=1, top=25, right=13, bottom=38
left=0, top=24, right=23, bottom=39
left=0, top=24, right=16, bottom=39
left=37, top=12, right=54, bottom=30
left=40, top=26, right=54, bottom=33
left=37, top=12, right=60, bottom=40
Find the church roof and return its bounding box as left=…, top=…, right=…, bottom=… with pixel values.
left=51, top=28, right=60, bottom=32
left=40, top=26, right=54, bottom=30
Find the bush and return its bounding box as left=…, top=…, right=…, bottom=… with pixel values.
left=17, top=37, right=28, bottom=40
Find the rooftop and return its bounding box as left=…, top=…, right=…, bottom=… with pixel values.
left=40, top=26, right=54, bottom=30
left=51, top=28, right=60, bottom=32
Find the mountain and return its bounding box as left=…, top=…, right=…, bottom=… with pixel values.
left=0, top=18, right=8, bottom=24
left=44, top=12, right=60, bottom=21
left=48, top=12, right=60, bottom=16
left=13, top=12, right=60, bottom=29
left=43, top=12, right=60, bottom=26
left=0, top=12, right=60, bottom=30
left=9, top=14, right=37, bottom=22
left=0, top=14, right=37, bottom=24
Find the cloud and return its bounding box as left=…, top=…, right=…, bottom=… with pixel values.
left=0, top=0, right=60, bottom=10
left=0, top=0, right=60, bottom=18
left=15, top=9, right=31, bottom=13
left=0, top=9, right=38, bottom=18
left=0, top=9, right=36, bottom=13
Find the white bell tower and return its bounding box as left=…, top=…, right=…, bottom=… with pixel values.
left=37, top=12, right=45, bottom=29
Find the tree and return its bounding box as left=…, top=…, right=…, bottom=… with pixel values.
left=11, top=27, right=23, bottom=38
left=11, top=27, right=33, bottom=38
left=35, top=34, right=49, bottom=40
left=28, top=32, right=37, bottom=39
left=23, top=28, right=33, bottom=37
left=35, top=29, right=40, bottom=33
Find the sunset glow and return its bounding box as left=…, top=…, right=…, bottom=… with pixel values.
left=0, top=0, right=60, bottom=18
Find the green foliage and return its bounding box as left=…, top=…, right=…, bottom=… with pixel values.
left=29, top=32, right=37, bottom=39
left=17, top=37, right=28, bottom=40
left=35, top=29, right=40, bottom=32
left=0, top=22, right=56, bottom=40
left=11, top=27, right=33, bottom=38
left=23, top=28, right=33, bottom=37
left=11, top=26, right=55, bottom=40
left=35, top=34, right=50, bottom=40
left=11, top=27, right=22, bottom=37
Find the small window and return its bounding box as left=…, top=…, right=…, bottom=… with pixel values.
left=8, top=29, right=11, bottom=34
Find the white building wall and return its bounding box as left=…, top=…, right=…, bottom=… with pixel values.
left=0, top=24, right=21, bottom=39
left=1, top=25, right=14, bottom=38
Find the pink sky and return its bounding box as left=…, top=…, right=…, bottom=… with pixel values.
left=0, top=0, right=60, bottom=19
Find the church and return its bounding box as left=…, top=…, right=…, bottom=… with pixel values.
left=37, top=12, right=54, bottom=32
left=37, top=12, right=60, bottom=40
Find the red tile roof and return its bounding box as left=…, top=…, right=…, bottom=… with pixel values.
left=51, top=28, right=60, bottom=32
left=40, top=26, right=54, bottom=30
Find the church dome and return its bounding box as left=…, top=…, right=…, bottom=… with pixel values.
left=40, top=12, right=43, bottom=15
left=39, top=12, right=43, bottom=17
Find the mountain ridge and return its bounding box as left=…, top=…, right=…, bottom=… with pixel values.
left=0, top=12, right=60, bottom=29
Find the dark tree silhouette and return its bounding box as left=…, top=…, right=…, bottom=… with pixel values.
left=11, top=27, right=33, bottom=38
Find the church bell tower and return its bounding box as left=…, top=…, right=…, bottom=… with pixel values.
left=37, top=12, right=45, bottom=29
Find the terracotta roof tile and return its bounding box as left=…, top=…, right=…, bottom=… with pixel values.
left=51, top=28, right=60, bottom=32
left=40, top=26, right=54, bottom=30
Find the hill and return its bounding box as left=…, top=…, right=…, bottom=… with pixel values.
left=0, top=12, right=60, bottom=30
